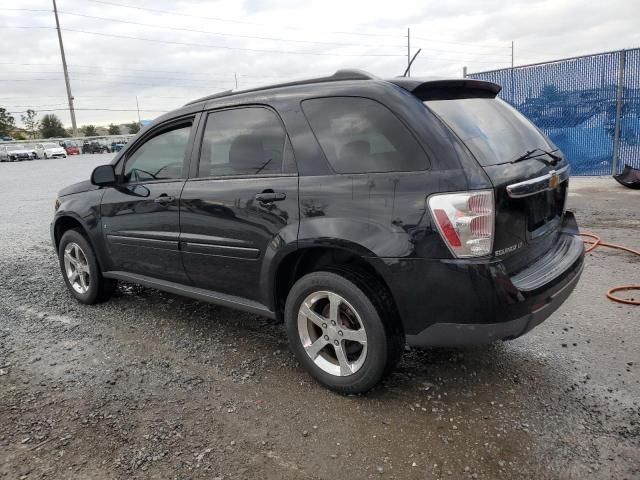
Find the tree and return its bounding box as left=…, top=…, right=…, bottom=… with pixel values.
left=0, top=108, right=16, bottom=137
left=108, top=123, right=121, bottom=135
left=40, top=114, right=66, bottom=138
left=82, top=124, right=98, bottom=137
left=126, top=121, right=140, bottom=134
left=21, top=109, right=40, bottom=139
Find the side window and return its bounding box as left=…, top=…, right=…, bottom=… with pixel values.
left=302, top=97, right=429, bottom=173
left=123, top=123, right=192, bottom=183
left=197, top=107, right=287, bottom=177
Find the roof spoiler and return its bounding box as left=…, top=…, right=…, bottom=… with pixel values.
left=387, top=78, right=501, bottom=100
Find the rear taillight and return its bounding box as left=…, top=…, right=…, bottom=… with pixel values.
left=428, top=190, right=495, bottom=258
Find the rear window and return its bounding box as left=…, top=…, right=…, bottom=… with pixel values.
left=302, top=97, right=429, bottom=173
left=425, top=98, right=554, bottom=166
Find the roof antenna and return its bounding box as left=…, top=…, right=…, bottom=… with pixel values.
left=402, top=48, right=422, bottom=77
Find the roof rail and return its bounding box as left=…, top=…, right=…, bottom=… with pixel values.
left=184, top=69, right=378, bottom=106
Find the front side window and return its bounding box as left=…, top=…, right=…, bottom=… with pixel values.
left=302, top=97, right=429, bottom=173
left=123, top=124, right=192, bottom=183
left=197, top=107, right=286, bottom=177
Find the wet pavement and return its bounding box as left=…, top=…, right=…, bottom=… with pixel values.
left=0, top=155, right=638, bottom=479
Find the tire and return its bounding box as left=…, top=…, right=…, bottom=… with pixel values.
left=285, top=269, right=404, bottom=394
left=58, top=229, right=116, bottom=304
left=44, top=153, right=48, bottom=159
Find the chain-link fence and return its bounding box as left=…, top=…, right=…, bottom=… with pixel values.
left=467, top=48, right=640, bottom=176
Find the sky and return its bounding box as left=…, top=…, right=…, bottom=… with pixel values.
left=2, top=0, right=639, bottom=129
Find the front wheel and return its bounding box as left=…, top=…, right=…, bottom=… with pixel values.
left=58, top=229, right=116, bottom=304
left=285, top=269, right=403, bottom=394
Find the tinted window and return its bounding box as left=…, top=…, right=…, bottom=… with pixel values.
left=302, top=97, right=429, bottom=173
left=123, top=124, right=191, bottom=182
left=198, top=108, right=286, bottom=177
left=425, top=98, right=554, bottom=166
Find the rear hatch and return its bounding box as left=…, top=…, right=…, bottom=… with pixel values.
left=424, top=95, right=570, bottom=274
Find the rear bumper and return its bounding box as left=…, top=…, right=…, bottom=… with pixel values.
left=381, top=218, right=584, bottom=347
left=405, top=257, right=583, bottom=347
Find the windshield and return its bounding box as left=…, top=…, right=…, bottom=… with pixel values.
left=44, top=143, right=59, bottom=148
left=6, top=145, right=21, bottom=151
left=425, top=98, right=554, bottom=166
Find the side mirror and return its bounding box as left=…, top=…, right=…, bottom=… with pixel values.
left=91, top=164, right=117, bottom=186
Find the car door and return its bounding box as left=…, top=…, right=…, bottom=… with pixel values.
left=179, top=106, right=299, bottom=303
left=100, top=116, right=198, bottom=283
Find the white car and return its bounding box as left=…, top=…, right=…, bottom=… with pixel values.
left=0, top=144, right=37, bottom=162
left=35, top=142, right=67, bottom=159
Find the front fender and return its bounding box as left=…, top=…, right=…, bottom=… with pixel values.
left=52, top=190, right=108, bottom=269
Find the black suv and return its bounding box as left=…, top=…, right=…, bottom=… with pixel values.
left=82, top=141, right=111, bottom=154
left=52, top=70, right=584, bottom=393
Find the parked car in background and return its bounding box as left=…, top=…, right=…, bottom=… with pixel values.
left=82, top=141, right=111, bottom=154
left=111, top=141, right=126, bottom=152
left=35, top=142, right=67, bottom=159
left=65, top=145, right=80, bottom=155
left=1, top=135, right=14, bottom=142
left=0, top=144, right=36, bottom=161
left=60, top=141, right=80, bottom=155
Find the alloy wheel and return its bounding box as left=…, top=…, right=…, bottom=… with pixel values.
left=297, top=290, right=368, bottom=376
left=63, top=242, right=91, bottom=294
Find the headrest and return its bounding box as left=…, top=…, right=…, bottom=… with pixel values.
left=229, top=135, right=265, bottom=173
left=340, top=140, right=370, bottom=159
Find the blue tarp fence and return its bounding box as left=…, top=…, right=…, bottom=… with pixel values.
left=468, top=48, right=640, bottom=176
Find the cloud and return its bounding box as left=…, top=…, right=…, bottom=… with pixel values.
left=1, top=0, right=638, bottom=127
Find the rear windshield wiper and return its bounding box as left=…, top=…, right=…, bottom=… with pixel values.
left=512, top=148, right=561, bottom=165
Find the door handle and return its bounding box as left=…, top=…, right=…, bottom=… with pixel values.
left=255, top=191, right=286, bottom=203
left=154, top=194, right=175, bottom=204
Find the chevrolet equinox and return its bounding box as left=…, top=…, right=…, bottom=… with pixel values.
left=52, top=70, right=584, bottom=393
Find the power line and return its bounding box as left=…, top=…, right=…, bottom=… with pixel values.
left=410, top=35, right=510, bottom=50
left=0, top=26, right=404, bottom=57
left=0, top=95, right=191, bottom=99
left=7, top=108, right=169, bottom=114
left=83, top=0, right=405, bottom=38
left=4, top=70, right=242, bottom=84
left=4, top=9, right=509, bottom=57
left=0, top=78, right=229, bottom=90
left=4, top=8, right=405, bottom=49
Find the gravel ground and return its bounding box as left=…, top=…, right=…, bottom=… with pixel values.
left=0, top=154, right=638, bottom=479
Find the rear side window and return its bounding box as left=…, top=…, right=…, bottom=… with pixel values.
left=302, top=97, right=429, bottom=173
left=197, top=107, right=287, bottom=177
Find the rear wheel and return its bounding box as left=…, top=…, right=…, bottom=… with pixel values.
left=58, top=229, right=116, bottom=304
left=285, top=269, right=403, bottom=394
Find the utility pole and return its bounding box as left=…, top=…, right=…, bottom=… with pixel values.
left=612, top=49, right=626, bottom=174
left=406, top=28, right=411, bottom=77
left=511, top=40, right=514, bottom=69
left=510, top=40, right=515, bottom=104
left=52, top=0, right=77, bottom=136
left=135, top=96, right=141, bottom=127
left=234, top=72, right=238, bottom=89
left=462, top=66, right=467, bottom=78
